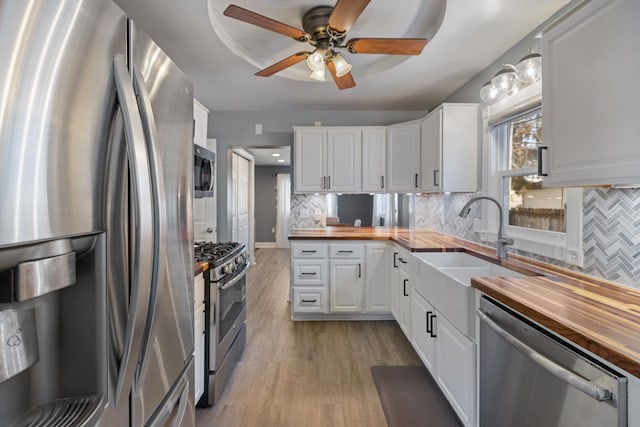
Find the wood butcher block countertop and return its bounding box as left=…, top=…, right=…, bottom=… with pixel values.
left=289, top=227, right=640, bottom=376
left=194, top=262, right=208, bottom=276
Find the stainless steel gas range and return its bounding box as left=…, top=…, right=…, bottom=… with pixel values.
left=194, top=241, right=249, bottom=406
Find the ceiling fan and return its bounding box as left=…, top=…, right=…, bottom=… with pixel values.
left=223, top=0, right=428, bottom=90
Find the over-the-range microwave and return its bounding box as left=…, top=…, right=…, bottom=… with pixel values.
left=194, top=144, right=215, bottom=198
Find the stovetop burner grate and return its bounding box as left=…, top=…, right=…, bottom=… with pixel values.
left=194, top=241, right=244, bottom=265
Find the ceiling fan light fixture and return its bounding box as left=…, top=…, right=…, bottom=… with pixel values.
left=306, top=47, right=327, bottom=71
left=309, top=67, right=326, bottom=81
left=331, top=53, right=352, bottom=77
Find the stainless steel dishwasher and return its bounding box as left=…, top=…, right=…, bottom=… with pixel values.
left=477, top=296, right=627, bottom=427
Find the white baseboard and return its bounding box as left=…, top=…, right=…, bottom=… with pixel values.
left=255, top=242, right=277, bottom=249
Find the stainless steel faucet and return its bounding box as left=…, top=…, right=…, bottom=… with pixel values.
left=459, top=196, right=514, bottom=259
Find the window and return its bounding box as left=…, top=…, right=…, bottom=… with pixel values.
left=495, top=108, right=567, bottom=233
left=483, top=82, right=583, bottom=266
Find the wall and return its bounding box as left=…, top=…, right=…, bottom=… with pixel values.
left=209, top=110, right=425, bottom=241
left=254, top=165, right=290, bottom=243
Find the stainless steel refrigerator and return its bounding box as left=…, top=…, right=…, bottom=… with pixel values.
left=0, top=1, right=195, bottom=426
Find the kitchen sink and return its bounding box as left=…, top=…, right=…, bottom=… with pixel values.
left=414, top=252, right=526, bottom=286
left=412, top=251, right=530, bottom=338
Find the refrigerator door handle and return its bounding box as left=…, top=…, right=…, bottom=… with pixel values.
left=131, top=66, right=167, bottom=382
left=147, top=371, right=190, bottom=427
left=112, top=54, right=155, bottom=406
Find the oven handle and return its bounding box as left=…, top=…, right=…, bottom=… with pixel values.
left=477, top=309, right=613, bottom=402
left=218, top=262, right=249, bottom=290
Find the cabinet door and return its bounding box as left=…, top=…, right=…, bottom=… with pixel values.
left=194, top=304, right=205, bottom=402
left=294, top=129, right=326, bottom=192
left=542, top=0, right=640, bottom=187
left=387, top=122, right=421, bottom=191
left=362, top=128, right=387, bottom=192
left=398, top=267, right=411, bottom=338
left=389, top=248, right=400, bottom=321
left=435, top=314, right=475, bottom=427
left=365, top=243, right=390, bottom=312
left=330, top=260, right=364, bottom=312
left=410, top=290, right=436, bottom=374
left=193, top=99, right=208, bottom=147
left=420, top=109, right=442, bottom=192
left=326, top=129, right=361, bottom=192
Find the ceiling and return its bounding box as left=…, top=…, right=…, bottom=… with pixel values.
left=247, top=147, right=291, bottom=166
left=115, top=0, right=570, bottom=112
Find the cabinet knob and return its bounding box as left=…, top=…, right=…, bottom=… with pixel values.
left=206, top=227, right=213, bottom=233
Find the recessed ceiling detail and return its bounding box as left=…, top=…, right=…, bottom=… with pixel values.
left=207, top=0, right=447, bottom=83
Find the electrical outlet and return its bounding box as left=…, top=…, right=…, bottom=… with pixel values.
left=271, top=227, right=275, bottom=233
left=300, top=208, right=309, bottom=219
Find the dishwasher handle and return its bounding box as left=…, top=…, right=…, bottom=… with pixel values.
left=477, top=309, right=613, bottom=402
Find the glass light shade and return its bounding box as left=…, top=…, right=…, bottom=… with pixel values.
left=309, top=67, right=326, bottom=81
left=306, top=48, right=326, bottom=71
left=515, top=52, right=542, bottom=83
left=491, top=66, right=517, bottom=95
left=479, top=81, right=503, bottom=104
left=332, top=53, right=352, bottom=77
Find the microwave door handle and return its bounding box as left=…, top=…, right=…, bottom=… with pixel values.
left=131, top=66, right=167, bottom=382
left=209, top=156, right=215, bottom=192
left=113, top=55, right=154, bottom=406
left=476, top=310, right=613, bottom=401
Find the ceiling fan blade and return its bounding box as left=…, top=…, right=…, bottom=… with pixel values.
left=224, top=5, right=310, bottom=41
left=327, top=0, right=371, bottom=33
left=327, top=61, right=356, bottom=90
left=347, top=38, right=427, bottom=55
left=255, top=52, right=309, bottom=77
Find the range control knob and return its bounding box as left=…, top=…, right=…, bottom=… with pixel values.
left=223, top=264, right=233, bottom=274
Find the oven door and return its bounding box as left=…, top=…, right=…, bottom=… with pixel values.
left=212, top=261, right=248, bottom=367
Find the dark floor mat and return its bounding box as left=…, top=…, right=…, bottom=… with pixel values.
left=371, top=365, right=463, bottom=427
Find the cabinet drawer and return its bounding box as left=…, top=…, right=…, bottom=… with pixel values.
left=292, top=260, right=328, bottom=285
left=329, top=244, right=363, bottom=259
left=194, top=273, right=205, bottom=305
left=292, top=287, right=327, bottom=313
left=292, top=243, right=327, bottom=258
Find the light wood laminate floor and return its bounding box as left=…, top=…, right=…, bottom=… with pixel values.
left=196, top=248, right=421, bottom=427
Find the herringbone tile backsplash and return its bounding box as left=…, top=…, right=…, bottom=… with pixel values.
left=582, top=188, right=640, bottom=287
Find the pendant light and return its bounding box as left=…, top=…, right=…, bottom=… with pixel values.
left=515, top=50, right=542, bottom=84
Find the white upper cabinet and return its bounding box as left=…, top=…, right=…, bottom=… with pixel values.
left=326, top=128, right=362, bottom=192
left=541, top=0, right=640, bottom=187
left=294, top=128, right=327, bottom=192
left=294, top=127, right=360, bottom=193
left=193, top=99, right=209, bottom=148
left=420, top=104, right=478, bottom=193
left=387, top=121, right=421, bottom=192
left=361, top=128, right=387, bottom=192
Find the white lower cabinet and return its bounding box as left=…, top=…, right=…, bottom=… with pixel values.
left=292, top=287, right=328, bottom=313
left=434, top=312, right=475, bottom=427
left=411, top=288, right=475, bottom=426
left=365, top=243, right=390, bottom=312
left=398, top=267, right=411, bottom=338
left=330, top=259, right=364, bottom=312
left=411, top=290, right=436, bottom=373
left=291, top=241, right=391, bottom=319
left=193, top=272, right=206, bottom=403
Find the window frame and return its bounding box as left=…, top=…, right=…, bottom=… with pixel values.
left=480, top=81, right=583, bottom=266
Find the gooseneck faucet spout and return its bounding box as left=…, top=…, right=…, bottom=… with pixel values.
left=458, top=196, right=514, bottom=259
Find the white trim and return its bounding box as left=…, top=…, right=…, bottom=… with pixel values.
left=255, top=242, right=277, bottom=249
left=481, top=81, right=583, bottom=266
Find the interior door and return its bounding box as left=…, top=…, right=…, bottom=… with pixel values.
left=231, top=152, right=250, bottom=247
